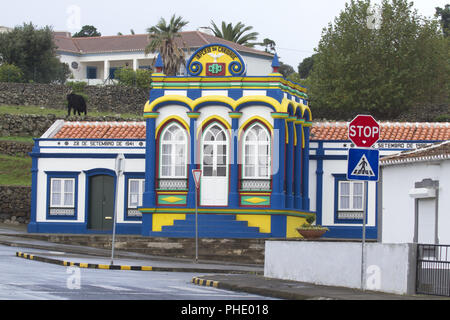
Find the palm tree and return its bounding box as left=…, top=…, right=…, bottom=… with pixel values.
left=208, top=20, right=259, bottom=47
left=145, top=15, right=189, bottom=76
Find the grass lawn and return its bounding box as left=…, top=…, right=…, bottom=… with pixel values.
left=0, top=154, right=32, bottom=186
left=0, top=104, right=141, bottom=119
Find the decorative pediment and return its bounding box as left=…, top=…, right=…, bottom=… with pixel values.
left=186, top=44, right=246, bottom=77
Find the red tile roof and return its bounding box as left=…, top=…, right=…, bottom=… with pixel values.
left=380, top=141, right=450, bottom=165
left=52, top=122, right=146, bottom=139
left=54, top=31, right=273, bottom=58
left=51, top=121, right=450, bottom=142
left=311, top=122, right=450, bottom=141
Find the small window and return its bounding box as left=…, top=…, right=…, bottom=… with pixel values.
left=87, top=66, right=97, bottom=79
left=160, top=123, right=188, bottom=179
left=338, top=181, right=364, bottom=211
left=128, top=179, right=145, bottom=208
left=50, top=178, right=75, bottom=208
left=336, top=180, right=365, bottom=221
left=242, top=123, right=271, bottom=179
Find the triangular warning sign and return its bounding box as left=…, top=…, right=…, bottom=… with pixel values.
left=351, top=154, right=375, bottom=177
left=192, top=169, right=202, bottom=189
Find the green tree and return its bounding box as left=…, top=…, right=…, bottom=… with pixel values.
left=0, top=23, right=71, bottom=83
left=73, top=25, right=101, bottom=38
left=308, top=0, right=449, bottom=120
left=208, top=20, right=259, bottom=47
left=259, top=38, right=276, bottom=53
left=0, top=63, right=24, bottom=82
left=145, top=14, right=189, bottom=76
left=298, top=54, right=317, bottom=79
left=435, top=4, right=450, bottom=37
left=278, top=62, right=295, bottom=78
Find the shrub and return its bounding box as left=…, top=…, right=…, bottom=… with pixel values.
left=0, top=63, right=24, bottom=83
left=114, top=68, right=151, bottom=89
left=66, top=81, right=87, bottom=93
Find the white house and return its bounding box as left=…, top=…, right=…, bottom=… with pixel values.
left=309, top=121, right=450, bottom=240
left=0, top=26, right=11, bottom=33
left=379, top=141, right=450, bottom=244
left=54, top=30, right=274, bottom=84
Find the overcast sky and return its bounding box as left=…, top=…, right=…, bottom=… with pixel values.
left=1, top=0, right=447, bottom=68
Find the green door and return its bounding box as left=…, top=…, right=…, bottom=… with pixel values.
left=88, top=175, right=115, bottom=231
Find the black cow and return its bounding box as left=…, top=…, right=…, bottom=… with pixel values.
left=67, top=93, right=87, bottom=116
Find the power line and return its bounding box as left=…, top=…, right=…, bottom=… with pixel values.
left=276, top=47, right=315, bottom=54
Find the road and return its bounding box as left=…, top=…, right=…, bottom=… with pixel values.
left=0, top=245, right=273, bottom=300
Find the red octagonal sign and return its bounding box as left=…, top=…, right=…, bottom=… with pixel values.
left=348, top=115, right=380, bottom=148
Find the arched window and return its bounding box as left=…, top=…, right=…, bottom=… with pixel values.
left=242, top=123, right=271, bottom=179
left=160, top=122, right=188, bottom=179
left=202, top=124, right=228, bottom=177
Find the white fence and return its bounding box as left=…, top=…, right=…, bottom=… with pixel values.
left=264, top=241, right=417, bottom=295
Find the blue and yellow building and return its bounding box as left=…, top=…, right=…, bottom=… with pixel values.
left=139, top=44, right=314, bottom=238
left=28, top=44, right=315, bottom=238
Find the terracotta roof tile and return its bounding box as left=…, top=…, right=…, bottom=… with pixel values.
left=55, top=31, right=273, bottom=57
left=52, top=122, right=146, bottom=139
left=51, top=121, right=450, bottom=142
left=310, top=122, right=450, bottom=141
left=380, top=141, right=450, bottom=165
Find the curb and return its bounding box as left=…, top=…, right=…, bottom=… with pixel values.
left=15, top=252, right=262, bottom=274
left=191, top=275, right=315, bottom=300
left=16, top=252, right=153, bottom=271
left=192, top=276, right=220, bottom=288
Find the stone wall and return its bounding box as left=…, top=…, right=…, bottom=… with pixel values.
left=0, top=82, right=148, bottom=114
left=0, top=113, right=142, bottom=138
left=0, top=186, right=31, bottom=224
left=0, top=140, right=33, bottom=156
left=17, top=234, right=265, bottom=264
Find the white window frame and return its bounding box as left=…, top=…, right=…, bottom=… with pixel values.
left=338, top=181, right=364, bottom=211
left=242, top=123, right=271, bottom=179
left=159, top=122, right=188, bottom=179
left=50, top=178, right=75, bottom=208
left=202, top=123, right=229, bottom=178
left=128, top=179, right=145, bottom=208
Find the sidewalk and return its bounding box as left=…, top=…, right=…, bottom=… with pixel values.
left=0, top=223, right=447, bottom=300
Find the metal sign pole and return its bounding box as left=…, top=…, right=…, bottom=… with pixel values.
left=360, top=180, right=368, bottom=290
left=111, top=193, right=118, bottom=265
left=111, top=154, right=124, bottom=265
left=195, top=186, right=199, bottom=263
left=192, top=169, right=202, bottom=264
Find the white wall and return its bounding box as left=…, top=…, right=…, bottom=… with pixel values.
left=381, top=160, right=450, bottom=244
left=36, top=150, right=145, bottom=225
left=59, top=51, right=156, bottom=81
left=242, top=54, right=272, bottom=76
left=60, top=50, right=272, bottom=82
left=309, top=141, right=436, bottom=232
left=265, top=240, right=417, bottom=295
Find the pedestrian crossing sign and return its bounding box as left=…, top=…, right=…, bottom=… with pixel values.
left=347, top=148, right=379, bottom=181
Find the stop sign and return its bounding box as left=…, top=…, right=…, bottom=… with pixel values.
left=348, top=115, right=380, bottom=148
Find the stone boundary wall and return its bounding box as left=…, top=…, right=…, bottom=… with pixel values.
left=0, top=82, right=148, bottom=115
left=0, top=114, right=143, bottom=138
left=17, top=234, right=265, bottom=264
left=0, top=140, right=33, bottom=156
left=0, top=186, right=31, bottom=224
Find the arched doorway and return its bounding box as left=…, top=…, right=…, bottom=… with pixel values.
left=200, top=122, right=229, bottom=206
